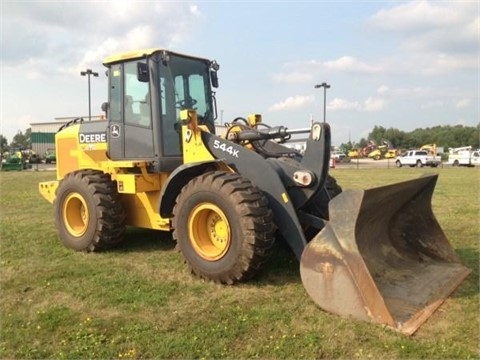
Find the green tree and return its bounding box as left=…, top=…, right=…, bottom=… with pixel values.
left=368, top=125, right=386, bottom=145
left=367, top=126, right=408, bottom=148
left=10, top=128, right=31, bottom=150
left=338, top=140, right=356, bottom=154
left=407, top=124, right=479, bottom=149
left=360, top=124, right=479, bottom=151
left=0, top=134, right=8, bottom=153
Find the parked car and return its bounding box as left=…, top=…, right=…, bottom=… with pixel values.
left=448, top=147, right=480, bottom=167
left=331, top=150, right=347, bottom=161
left=395, top=150, right=441, bottom=168
left=45, top=149, right=56, bottom=164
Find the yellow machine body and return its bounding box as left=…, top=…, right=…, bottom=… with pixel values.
left=39, top=111, right=224, bottom=232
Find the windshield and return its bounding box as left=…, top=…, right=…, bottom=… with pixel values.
left=159, top=54, right=214, bottom=155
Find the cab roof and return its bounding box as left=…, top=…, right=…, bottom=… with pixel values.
left=102, top=48, right=211, bottom=66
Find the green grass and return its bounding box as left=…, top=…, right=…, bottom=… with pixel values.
left=1, top=168, right=479, bottom=359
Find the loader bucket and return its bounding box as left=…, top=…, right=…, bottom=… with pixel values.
left=300, top=174, right=471, bottom=335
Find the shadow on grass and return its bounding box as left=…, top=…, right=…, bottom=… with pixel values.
left=253, top=240, right=302, bottom=286
left=111, top=227, right=176, bottom=253
left=252, top=244, right=480, bottom=297
left=106, top=228, right=479, bottom=301
left=109, top=228, right=302, bottom=286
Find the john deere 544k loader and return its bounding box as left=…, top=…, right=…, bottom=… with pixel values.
left=39, top=49, right=470, bottom=335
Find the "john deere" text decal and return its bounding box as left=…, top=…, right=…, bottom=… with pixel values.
left=79, top=132, right=107, bottom=144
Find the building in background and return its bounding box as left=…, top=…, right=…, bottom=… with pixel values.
left=30, top=116, right=104, bottom=155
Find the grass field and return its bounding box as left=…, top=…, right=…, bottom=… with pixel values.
left=1, top=168, right=478, bottom=359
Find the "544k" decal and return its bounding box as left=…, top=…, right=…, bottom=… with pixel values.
left=213, top=139, right=239, bottom=158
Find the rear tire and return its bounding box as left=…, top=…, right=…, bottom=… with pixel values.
left=416, top=160, right=423, bottom=168
left=172, top=171, right=275, bottom=284
left=54, top=170, right=126, bottom=251
left=325, top=174, right=342, bottom=200
left=304, top=174, right=342, bottom=220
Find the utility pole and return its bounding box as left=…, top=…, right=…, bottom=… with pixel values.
left=80, top=69, right=99, bottom=121
left=314, top=82, right=331, bottom=123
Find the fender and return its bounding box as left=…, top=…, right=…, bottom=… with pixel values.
left=159, top=160, right=225, bottom=218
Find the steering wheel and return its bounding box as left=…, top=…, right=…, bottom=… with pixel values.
left=176, top=97, right=197, bottom=109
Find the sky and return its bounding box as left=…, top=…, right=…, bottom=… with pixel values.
left=1, top=0, right=478, bottom=146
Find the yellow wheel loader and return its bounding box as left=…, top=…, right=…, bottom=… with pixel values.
left=39, top=49, right=470, bottom=335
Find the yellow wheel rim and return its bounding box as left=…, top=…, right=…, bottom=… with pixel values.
left=62, top=192, right=89, bottom=237
left=188, top=203, right=231, bottom=261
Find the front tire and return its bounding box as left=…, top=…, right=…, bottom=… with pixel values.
left=172, top=171, right=275, bottom=284
left=396, top=160, right=402, bottom=168
left=54, top=170, right=126, bottom=251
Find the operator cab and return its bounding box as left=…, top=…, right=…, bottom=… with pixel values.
left=102, top=49, right=219, bottom=172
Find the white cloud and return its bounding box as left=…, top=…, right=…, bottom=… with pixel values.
left=383, top=51, right=478, bottom=77
left=323, top=56, right=383, bottom=74
left=272, top=72, right=314, bottom=84
left=429, top=53, right=478, bottom=73
left=74, top=38, right=121, bottom=75
left=377, top=85, right=389, bottom=94
left=383, top=86, right=434, bottom=98
left=328, top=98, right=361, bottom=111
left=365, top=1, right=478, bottom=78
left=420, top=100, right=444, bottom=109
left=369, top=1, right=478, bottom=56
left=327, top=97, right=385, bottom=112
left=364, top=97, right=386, bottom=112
left=268, top=95, right=314, bottom=111
left=2, top=2, right=201, bottom=74
left=453, top=118, right=469, bottom=127
left=412, top=87, right=434, bottom=97
left=189, top=4, right=201, bottom=16
left=455, top=98, right=471, bottom=108
left=369, top=1, right=463, bottom=31
left=272, top=56, right=382, bottom=85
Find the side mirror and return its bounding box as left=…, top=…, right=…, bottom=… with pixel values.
left=137, top=62, right=149, bottom=82
left=210, top=70, right=219, bottom=88
left=101, top=102, right=109, bottom=117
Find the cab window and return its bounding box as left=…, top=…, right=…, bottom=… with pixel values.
left=109, top=64, right=122, bottom=123
left=124, top=61, right=151, bottom=128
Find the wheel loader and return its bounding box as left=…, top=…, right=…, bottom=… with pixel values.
left=39, top=48, right=470, bottom=335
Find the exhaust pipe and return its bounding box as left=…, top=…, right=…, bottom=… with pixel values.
left=300, top=174, right=471, bottom=335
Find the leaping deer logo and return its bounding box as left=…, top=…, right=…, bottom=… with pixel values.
left=111, top=125, right=120, bottom=138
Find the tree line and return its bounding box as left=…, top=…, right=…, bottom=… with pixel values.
left=0, top=129, right=31, bottom=153
left=340, top=123, right=480, bottom=153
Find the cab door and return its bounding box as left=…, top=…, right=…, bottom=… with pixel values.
left=107, top=61, right=155, bottom=160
